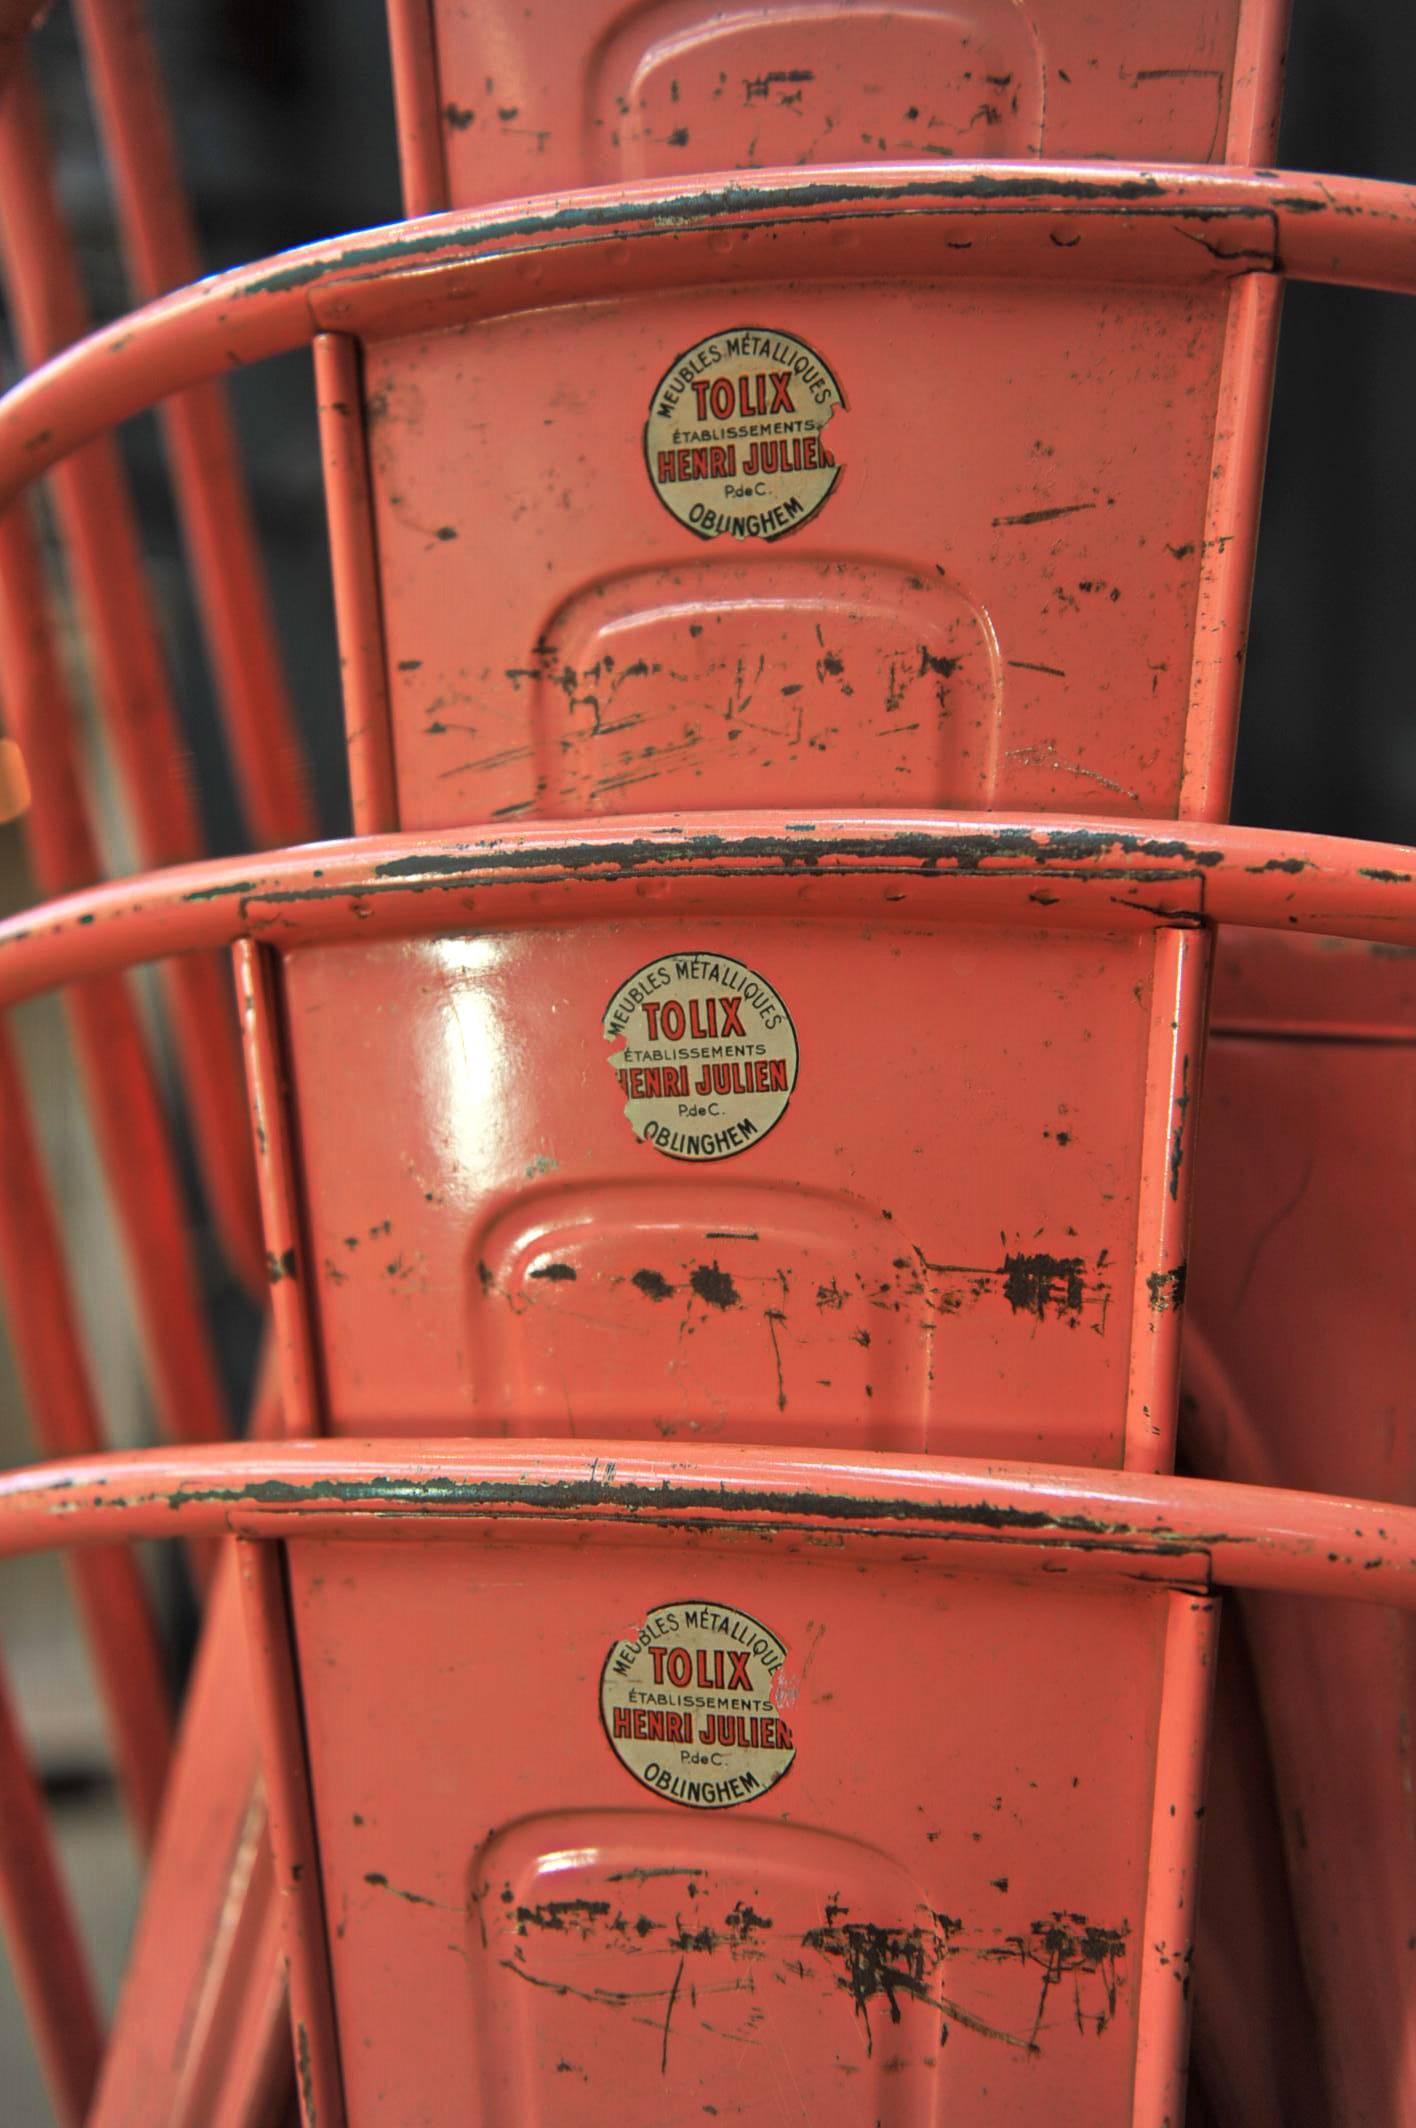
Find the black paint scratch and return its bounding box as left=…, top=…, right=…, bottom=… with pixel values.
left=1002, top=1251, right=1086, bottom=1319
left=1168, top=1054, right=1192, bottom=1201
left=992, top=502, right=1096, bottom=528
left=659, top=1956, right=685, bottom=2073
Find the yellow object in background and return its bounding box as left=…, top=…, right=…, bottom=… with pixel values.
left=0, top=739, right=30, bottom=824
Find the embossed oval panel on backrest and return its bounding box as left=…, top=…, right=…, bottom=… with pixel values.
left=421, top=0, right=1262, bottom=206
left=526, top=560, right=1001, bottom=817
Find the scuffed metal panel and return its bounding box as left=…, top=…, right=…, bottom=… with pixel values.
left=283, top=916, right=1150, bottom=1463
left=366, top=275, right=1233, bottom=833
left=288, top=1528, right=1170, bottom=2122
left=426, top=0, right=1261, bottom=207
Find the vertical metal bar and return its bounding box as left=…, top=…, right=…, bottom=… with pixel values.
left=386, top=0, right=450, bottom=216
left=1179, top=273, right=1284, bottom=823
left=0, top=507, right=231, bottom=1454
left=168, top=1347, right=290, bottom=2128
left=175, top=1835, right=293, bottom=2128
left=1133, top=1592, right=1220, bottom=2126
left=1225, top=0, right=1293, bottom=166
left=0, top=65, right=265, bottom=1300
left=1125, top=927, right=1211, bottom=1473
left=235, top=942, right=325, bottom=1438
left=315, top=334, right=399, bottom=834
left=0, top=1023, right=172, bottom=1844
left=70, top=0, right=314, bottom=854
left=88, top=1517, right=284, bottom=2128
left=0, top=1655, right=103, bottom=2127
left=237, top=1539, right=345, bottom=2128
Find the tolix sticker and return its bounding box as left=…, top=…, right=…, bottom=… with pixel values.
left=601, top=1601, right=796, bottom=1810
left=644, top=325, right=844, bottom=541
left=603, top=950, right=798, bottom=1162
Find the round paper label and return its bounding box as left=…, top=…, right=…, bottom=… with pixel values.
left=644, top=325, right=844, bottom=542
left=603, top=951, right=798, bottom=1162
left=601, top=1601, right=795, bottom=1810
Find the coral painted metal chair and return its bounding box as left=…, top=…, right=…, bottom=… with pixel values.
left=0, top=0, right=1410, bottom=2122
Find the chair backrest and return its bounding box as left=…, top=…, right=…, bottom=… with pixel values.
left=388, top=0, right=1287, bottom=211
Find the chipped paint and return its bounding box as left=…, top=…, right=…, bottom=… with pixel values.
left=61, top=1466, right=1255, bottom=1560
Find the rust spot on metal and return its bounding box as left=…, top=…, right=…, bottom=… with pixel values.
left=513, top=1898, right=612, bottom=1936
left=1001, top=1251, right=1085, bottom=1319
left=689, top=1261, right=740, bottom=1310
left=1147, top=1264, right=1187, bottom=1313
left=745, top=69, right=815, bottom=101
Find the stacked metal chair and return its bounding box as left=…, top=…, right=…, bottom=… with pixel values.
left=0, top=1, right=1411, bottom=2120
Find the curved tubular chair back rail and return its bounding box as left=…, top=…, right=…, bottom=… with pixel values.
left=0, top=813, right=1408, bottom=1010
left=1, top=1439, right=1415, bottom=1611
left=1, top=164, right=1416, bottom=511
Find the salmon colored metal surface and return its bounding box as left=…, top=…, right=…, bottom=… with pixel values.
left=89, top=1363, right=293, bottom=2128
left=9, top=167, right=1416, bottom=495
left=359, top=245, right=1255, bottom=834
left=410, top=0, right=1287, bottom=207
left=1, top=1432, right=1413, bottom=2120
left=1210, top=923, right=1416, bottom=1042
left=1187, top=1607, right=1328, bottom=2128
left=0, top=507, right=232, bottom=1457
left=386, top=0, right=449, bottom=217
left=0, top=64, right=264, bottom=1302
left=2, top=1427, right=1416, bottom=2122
left=1, top=3, right=1412, bottom=2120
left=0, top=1023, right=171, bottom=1845
left=88, top=1549, right=266, bottom=2128
left=284, top=1546, right=1187, bottom=2124
left=68, top=0, right=314, bottom=854
left=3, top=1437, right=1416, bottom=1617
left=234, top=940, right=324, bottom=1444
left=0, top=120, right=1401, bottom=2059
left=315, top=332, right=401, bottom=837
left=236, top=1542, right=344, bottom=2128
left=280, top=903, right=1178, bottom=1464
left=0, top=813, right=1409, bottom=988
left=1184, top=929, right=1416, bottom=2127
